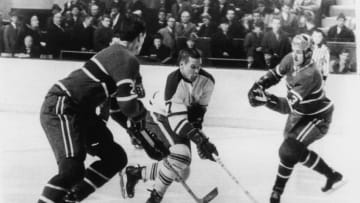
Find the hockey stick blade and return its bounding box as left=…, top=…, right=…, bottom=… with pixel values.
left=202, top=187, right=218, bottom=203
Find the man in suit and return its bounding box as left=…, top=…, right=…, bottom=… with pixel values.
left=71, top=15, right=95, bottom=51
left=147, top=33, right=171, bottom=62
left=15, top=35, right=41, bottom=58
left=3, top=11, right=20, bottom=55
left=261, top=17, right=292, bottom=69
left=94, top=14, right=113, bottom=51
left=197, top=13, right=218, bottom=38
left=46, top=12, right=69, bottom=58
left=327, top=13, right=355, bottom=42
left=158, top=16, right=177, bottom=56
left=175, top=10, right=197, bottom=39
left=171, top=0, right=192, bottom=21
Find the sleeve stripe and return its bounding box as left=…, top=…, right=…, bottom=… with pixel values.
left=91, top=57, right=109, bottom=75
left=275, top=65, right=284, bottom=77
left=290, top=89, right=303, bottom=101
left=174, top=118, right=187, bottom=135
left=168, top=111, right=188, bottom=117
left=116, top=94, right=137, bottom=102
left=116, top=79, right=134, bottom=87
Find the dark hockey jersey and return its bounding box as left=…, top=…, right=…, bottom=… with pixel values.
left=57, top=44, right=143, bottom=117
left=275, top=53, right=333, bottom=115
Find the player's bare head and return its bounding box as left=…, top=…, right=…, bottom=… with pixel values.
left=292, top=34, right=313, bottom=67
left=178, top=49, right=202, bottom=82
left=113, top=14, right=146, bottom=54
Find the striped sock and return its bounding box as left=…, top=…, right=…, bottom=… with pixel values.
left=143, top=162, right=159, bottom=181
left=301, top=150, right=333, bottom=177
left=273, top=161, right=294, bottom=193
left=154, top=160, right=175, bottom=196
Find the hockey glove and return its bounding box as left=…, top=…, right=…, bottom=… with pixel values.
left=248, top=83, right=268, bottom=107
left=134, top=77, right=145, bottom=98
left=188, top=129, right=218, bottom=161
left=130, top=105, right=147, bottom=130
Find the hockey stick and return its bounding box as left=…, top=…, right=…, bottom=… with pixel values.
left=167, top=160, right=218, bottom=203
left=213, top=155, right=259, bottom=203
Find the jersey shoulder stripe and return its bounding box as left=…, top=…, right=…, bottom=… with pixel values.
left=164, top=69, right=182, bottom=101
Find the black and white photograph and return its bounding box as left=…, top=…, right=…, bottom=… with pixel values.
left=0, top=0, right=359, bottom=202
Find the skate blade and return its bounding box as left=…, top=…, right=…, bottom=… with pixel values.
left=324, top=178, right=348, bottom=194
left=119, top=171, right=127, bottom=198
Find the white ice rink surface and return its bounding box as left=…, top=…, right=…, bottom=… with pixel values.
left=1, top=58, right=360, bottom=203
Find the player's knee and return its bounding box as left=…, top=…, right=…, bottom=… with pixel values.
left=168, top=144, right=191, bottom=171
left=174, top=167, right=191, bottom=182
left=279, top=138, right=305, bottom=165
left=103, top=143, right=128, bottom=170
left=58, top=158, right=85, bottom=186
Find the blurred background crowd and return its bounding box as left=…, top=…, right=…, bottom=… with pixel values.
left=0, top=0, right=357, bottom=73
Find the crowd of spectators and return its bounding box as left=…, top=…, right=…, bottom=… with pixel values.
left=0, top=0, right=357, bottom=72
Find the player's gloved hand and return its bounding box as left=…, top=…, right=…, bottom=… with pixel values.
left=189, top=129, right=218, bottom=161
left=248, top=82, right=268, bottom=107
left=130, top=105, right=147, bottom=130
left=197, top=138, right=218, bottom=161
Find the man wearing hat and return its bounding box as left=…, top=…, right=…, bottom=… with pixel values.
left=327, top=13, right=355, bottom=42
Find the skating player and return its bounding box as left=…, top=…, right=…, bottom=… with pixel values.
left=248, top=34, right=344, bottom=203
left=38, top=15, right=147, bottom=203
left=124, top=48, right=219, bottom=203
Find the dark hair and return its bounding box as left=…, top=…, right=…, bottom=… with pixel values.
left=153, top=33, right=163, bottom=40
left=178, top=48, right=201, bottom=64
left=115, top=14, right=146, bottom=42
left=312, top=28, right=327, bottom=45
left=337, top=13, right=346, bottom=21
left=341, top=48, right=350, bottom=54
left=253, top=20, right=264, bottom=29
left=101, top=14, right=111, bottom=20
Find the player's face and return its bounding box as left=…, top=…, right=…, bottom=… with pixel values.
left=180, top=57, right=201, bottom=82
left=293, top=49, right=304, bottom=66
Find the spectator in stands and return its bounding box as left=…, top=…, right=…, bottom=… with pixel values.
left=47, top=12, right=69, bottom=58
left=15, top=35, right=40, bottom=58
left=211, top=21, right=233, bottom=58
left=261, top=17, right=291, bottom=69
left=197, top=13, right=218, bottom=38
left=312, top=28, right=330, bottom=80
left=148, top=8, right=167, bottom=35
left=296, top=10, right=316, bottom=35
left=93, top=14, right=113, bottom=51
left=63, top=0, right=86, bottom=15
left=244, top=20, right=265, bottom=69
left=327, top=13, right=355, bottom=42
left=71, top=15, right=94, bottom=51
left=63, top=5, right=83, bottom=31
left=293, top=0, right=320, bottom=15
left=171, top=0, right=192, bottom=21
left=147, top=33, right=172, bottom=62
left=0, top=12, right=4, bottom=53
left=330, top=48, right=356, bottom=74
left=21, top=15, right=44, bottom=54
left=225, top=9, right=246, bottom=38
left=107, top=0, right=125, bottom=14
left=213, top=0, right=231, bottom=24
left=278, top=3, right=297, bottom=37
left=191, top=0, right=205, bottom=23
left=125, top=0, right=147, bottom=16
left=3, top=11, right=20, bottom=55
left=158, top=16, right=177, bottom=55
left=175, top=10, right=197, bottom=38
left=89, top=4, right=102, bottom=27
left=200, top=0, right=217, bottom=23
left=181, top=33, right=201, bottom=54
left=47, top=4, right=62, bottom=29
left=110, top=5, right=124, bottom=32
left=87, top=0, right=106, bottom=15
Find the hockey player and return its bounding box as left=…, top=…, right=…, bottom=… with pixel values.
left=124, top=48, right=219, bottom=203
left=248, top=34, right=344, bottom=203
left=38, top=15, right=147, bottom=203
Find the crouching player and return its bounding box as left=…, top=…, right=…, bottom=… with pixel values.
left=124, top=48, right=218, bottom=203
left=248, top=34, right=344, bottom=203
left=38, top=15, right=147, bottom=203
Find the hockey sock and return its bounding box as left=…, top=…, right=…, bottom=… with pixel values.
left=71, top=160, right=121, bottom=201
left=153, top=159, right=175, bottom=196
left=38, top=158, right=84, bottom=203
left=142, top=162, right=159, bottom=181
left=301, top=150, right=333, bottom=177
left=272, top=161, right=294, bottom=193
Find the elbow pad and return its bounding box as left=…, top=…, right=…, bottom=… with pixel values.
left=257, top=69, right=282, bottom=89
